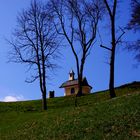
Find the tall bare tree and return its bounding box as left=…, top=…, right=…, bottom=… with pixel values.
left=50, top=0, right=102, bottom=106
left=127, top=0, right=140, bottom=63
left=9, top=0, right=60, bottom=110
left=101, top=0, right=125, bottom=98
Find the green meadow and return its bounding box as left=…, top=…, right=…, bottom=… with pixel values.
left=0, top=82, right=140, bottom=140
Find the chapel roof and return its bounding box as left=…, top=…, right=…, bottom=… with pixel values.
left=60, top=77, right=92, bottom=89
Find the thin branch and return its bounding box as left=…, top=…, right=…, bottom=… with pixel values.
left=25, top=75, right=39, bottom=83
left=100, top=44, right=112, bottom=51
left=115, top=27, right=125, bottom=44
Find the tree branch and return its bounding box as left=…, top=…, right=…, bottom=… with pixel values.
left=116, top=27, right=125, bottom=45
left=100, top=44, right=112, bottom=51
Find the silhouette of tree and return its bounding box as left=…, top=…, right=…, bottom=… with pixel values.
left=101, top=0, right=125, bottom=98
left=127, top=0, right=140, bottom=63
left=8, top=0, right=60, bottom=110
left=50, top=0, right=103, bottom=106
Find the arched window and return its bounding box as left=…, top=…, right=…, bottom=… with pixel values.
left=71, top=88, right=75, bottom=94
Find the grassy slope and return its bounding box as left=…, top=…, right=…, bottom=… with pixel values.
left=0, top=82, right=140, bottom=140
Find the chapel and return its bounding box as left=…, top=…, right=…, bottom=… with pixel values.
left=60, top=70, right=92, bottom=96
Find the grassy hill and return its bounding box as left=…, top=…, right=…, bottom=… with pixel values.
left=0, top=81, right=140, bottom=140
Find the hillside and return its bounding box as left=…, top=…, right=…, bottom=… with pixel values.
left=0, top=82, right=140, bottom=140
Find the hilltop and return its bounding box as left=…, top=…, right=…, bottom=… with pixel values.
left=0, top=81, right=140, bottom=140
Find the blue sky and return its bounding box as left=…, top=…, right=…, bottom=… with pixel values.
left=0, top=0, right=139, bottom=102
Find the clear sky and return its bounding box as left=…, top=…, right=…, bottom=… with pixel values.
left=0, top=0, right=139, bottom=102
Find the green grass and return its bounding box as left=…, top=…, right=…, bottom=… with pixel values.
left=0, top=82, right=140, bottom=140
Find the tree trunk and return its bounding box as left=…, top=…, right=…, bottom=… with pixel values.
left=74, top=55, right=86, bottom=106
left=77, top=75, right=83, bottom=96
left=78, top=55, right=85, bottom=97
left=75, top=75, right=82, bottom=107
left=109, top=16, right=116, bottom=98
left=109, top=47, right=116, bottom=98
left=42, top=68, right=47, bottom=110
left=42, top=90, right=47, bottom=110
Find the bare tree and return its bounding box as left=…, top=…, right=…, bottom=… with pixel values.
left=8, top=0, right=60, bottom=110
left=50, top=0, right=102, bottom=106
left=101, top=0, right=125, bottom=98
left=127, top=0, right=140, bottom=63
